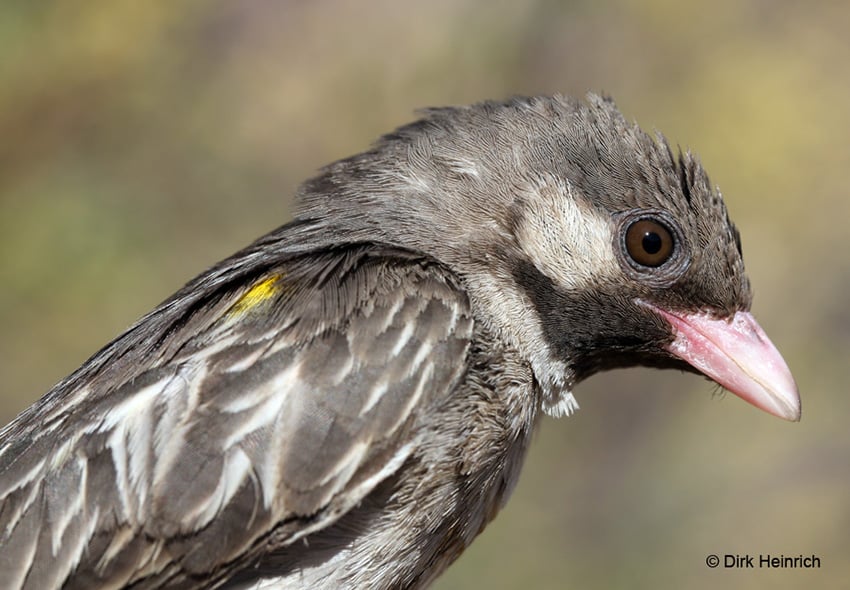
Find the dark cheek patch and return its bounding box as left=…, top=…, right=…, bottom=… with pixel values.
left=510, top=258, right=671, bottom=377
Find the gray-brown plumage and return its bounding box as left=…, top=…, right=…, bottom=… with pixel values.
left=0, top=94, right=799, bottom=589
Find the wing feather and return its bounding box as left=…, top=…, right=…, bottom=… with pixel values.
left=0, top=245, right=473, bottom=589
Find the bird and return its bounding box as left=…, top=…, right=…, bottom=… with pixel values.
left=0, top=94, right=800, bottom=589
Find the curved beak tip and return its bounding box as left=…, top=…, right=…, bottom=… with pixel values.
left=646, top=305, right=801, bottom=422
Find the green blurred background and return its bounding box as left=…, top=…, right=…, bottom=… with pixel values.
left=1, top=1, right=848, bottom=588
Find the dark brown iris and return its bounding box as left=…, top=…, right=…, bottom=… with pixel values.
left=625, top=219, right=674, bottom=267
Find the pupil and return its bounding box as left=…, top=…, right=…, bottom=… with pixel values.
left=642, top=232, right=662, bottom=254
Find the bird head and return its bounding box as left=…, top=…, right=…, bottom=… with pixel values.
left=294, top=94, right=800, bottom=422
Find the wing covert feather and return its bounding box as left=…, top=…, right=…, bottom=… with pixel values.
left=0, top=246, right=473, bottom=589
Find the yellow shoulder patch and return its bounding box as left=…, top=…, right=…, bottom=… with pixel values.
left=228, top=274, right=284, bottom=316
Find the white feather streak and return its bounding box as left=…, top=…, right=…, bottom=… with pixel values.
left=389, top=363, right=433, bottom=435
left=0, top=456, right=45, bottom=498
left=315, top=440, right=368, bottom=488
left=220, top=362, right=300, bottom=414
left=360, top=380, right=388, bottom=416
left=348, top=441, right=414, bottom=502
left=222, top=364, right=300, bottom=449
left=192, top=448, right=253, bottom=528
left=52, top=505, right=100, bottom=588
left=98, top=380, right=163, bottom=433
left=391, top=322, right=416, bottom=357
left=374, top=297, right=404, bottom=334
left=50, top=456, right=86, bottom=556
left=97, top=525, right=135, bottom=571
left=223, top=339, right=275, bottom=373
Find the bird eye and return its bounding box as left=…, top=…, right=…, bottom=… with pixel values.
left=624, top=218, right=674, bottom=267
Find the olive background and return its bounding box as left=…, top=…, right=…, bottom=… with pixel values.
left=1, top=2, right=848, bottom=588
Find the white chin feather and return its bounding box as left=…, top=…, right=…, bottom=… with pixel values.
left=542, top=391, right=580, bottom=418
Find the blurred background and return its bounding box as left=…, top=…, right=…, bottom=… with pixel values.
left=1, top=1, right=847, bottom=588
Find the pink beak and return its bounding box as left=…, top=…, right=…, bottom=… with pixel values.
left=645, top=304, right=801, bottom=421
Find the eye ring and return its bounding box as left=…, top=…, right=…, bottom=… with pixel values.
left=625, top=218, right=674, bottom=267
left=614, top=209, right=690, bottom=286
